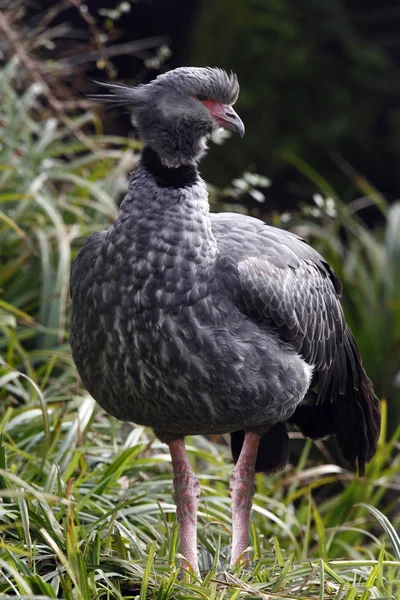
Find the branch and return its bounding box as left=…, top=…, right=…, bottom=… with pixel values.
left=0, top=10, right=98, bottom=152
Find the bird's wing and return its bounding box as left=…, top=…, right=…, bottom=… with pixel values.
left=212, top=212, right=345, bottom=392
left=212, top=212, right=380, bottom=473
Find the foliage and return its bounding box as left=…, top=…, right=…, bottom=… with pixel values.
left=0, top=399, right=399, bottom=599
left=1, top=57, right=400, bottom=599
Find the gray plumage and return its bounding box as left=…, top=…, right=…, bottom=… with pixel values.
left=70, top=67, right=380, bottom=476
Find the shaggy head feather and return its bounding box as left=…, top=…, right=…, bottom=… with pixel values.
left=92, top=67, right=244, bottom=166
left=153, top=67, right=240, bottom=105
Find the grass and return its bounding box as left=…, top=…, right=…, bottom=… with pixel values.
left=0, top=396, right=399, bottom=598
left=1, top=57, right=400, bottom=598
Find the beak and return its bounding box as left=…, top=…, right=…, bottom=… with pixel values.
left=212, top=104, right=245, bottom=138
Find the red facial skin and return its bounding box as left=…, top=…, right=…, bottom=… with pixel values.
left=203, top=99, right=230, bottom=127
left=200, top=97, right=245, bottom=138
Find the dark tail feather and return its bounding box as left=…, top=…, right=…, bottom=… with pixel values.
left=290, top=330, right=381, bottom=476
left=334, top=333, right=380, bottom=475
left=231, top=422, right=290, bottom=474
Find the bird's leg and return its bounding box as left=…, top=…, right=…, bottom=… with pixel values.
left=230, top=431, right=261, bottom=568
left=168, top=438, right=200, bottom=576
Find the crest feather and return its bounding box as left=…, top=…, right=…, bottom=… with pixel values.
left=89, top=81, right=146, bottom=107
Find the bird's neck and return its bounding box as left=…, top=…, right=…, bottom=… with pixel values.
left=141, top=145, right=199, bottom=183
left=116, top=146, right=217, bottom=266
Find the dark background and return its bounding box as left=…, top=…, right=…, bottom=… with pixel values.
left=22, top=0, right=400, bottom=219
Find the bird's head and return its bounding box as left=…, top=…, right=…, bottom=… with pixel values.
left=93, top=67, right=244, bottom=167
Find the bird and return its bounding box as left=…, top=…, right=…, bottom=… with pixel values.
left=70, top=67, right=381, bottom=575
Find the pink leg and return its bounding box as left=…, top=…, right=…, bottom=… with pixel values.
left=168, top=439, right=200, bottom=575
left=230, top=431, right=261, bottom=567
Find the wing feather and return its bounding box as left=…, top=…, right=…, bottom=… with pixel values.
left=236, top=255, right=342, bottom=390
left=212, top=213, right=380, bottom=473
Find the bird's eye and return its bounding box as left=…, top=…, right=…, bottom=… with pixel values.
left=197, top=94, right=209, bottom=102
